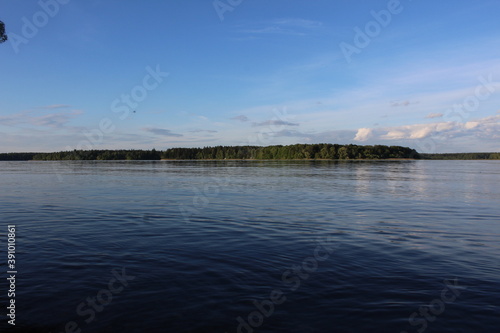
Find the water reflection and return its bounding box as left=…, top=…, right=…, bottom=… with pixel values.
left=0, top=160, right=499, bottom=332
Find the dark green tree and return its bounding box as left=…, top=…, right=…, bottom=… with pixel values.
left=0, top=20, right=7, bottom=43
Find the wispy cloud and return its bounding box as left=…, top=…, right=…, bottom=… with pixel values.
left=238, top=18, right=323, bottom=37
left=273, top=18, right=323, bottom=29
left=231, top=115, right=249, bottom=122
left=187, top=129, right=218, bottom=134
left=32, top=110, right=83, bottom=128
left=0, top=112, right=27, bottom=126
left=425, top=113, right=444, bottom=119
left=38, top=104, right=71, bottom=110
left=272, top=129, right=355, bottom=143
left=0, top=109, right=83, bottom=128
left=142, top=127, right=183, bottom=137
left=252, top=120, right=299, bottom=127
left=391, top=100, right=419, bottom=107
left=272, top=129, right=310, bottom=138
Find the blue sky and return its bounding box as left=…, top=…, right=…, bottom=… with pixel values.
left=1, top=0, right=499, bottom=153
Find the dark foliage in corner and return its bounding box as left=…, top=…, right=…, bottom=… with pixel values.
left=0, top=20, right=8, bottom=43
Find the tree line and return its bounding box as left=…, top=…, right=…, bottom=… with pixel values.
left=160, top=144, right=419, bottom=160
left=33, top=149, right=161, bottom=161
left=0, top=153, right=38, bottom=161
left=3, top=145, right=500, bottom=161
left=0, top=144, right=420, bottom=161
left=420, top=152, right=500, bottom=160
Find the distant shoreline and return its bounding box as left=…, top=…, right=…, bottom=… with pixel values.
left=0, top=143, right=499, bottom=161
left=159, top=158, right=418, bottom=161
left=3, top=156, right=498, bottom=161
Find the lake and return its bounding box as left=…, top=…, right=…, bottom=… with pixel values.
left=0, top=160, right=499, bottom=332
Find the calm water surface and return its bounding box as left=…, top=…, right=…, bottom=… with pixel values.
left=0, top=160, right=499, bottom=332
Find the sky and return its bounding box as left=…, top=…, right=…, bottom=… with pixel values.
left=1, top=0, right=499, bottom=153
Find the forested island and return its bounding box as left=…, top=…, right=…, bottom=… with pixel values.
left=0, top=144, right=498, bottom=161
left=0, top=144, right=417, bottom=161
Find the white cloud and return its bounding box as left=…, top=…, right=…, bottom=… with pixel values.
left=383, top=130, right=406, bottom=140
left=354, top=128, right=373, bottom=141
left=464, top=121, right=479, bottom=129
left=354, top=114, right=500, bottom=142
